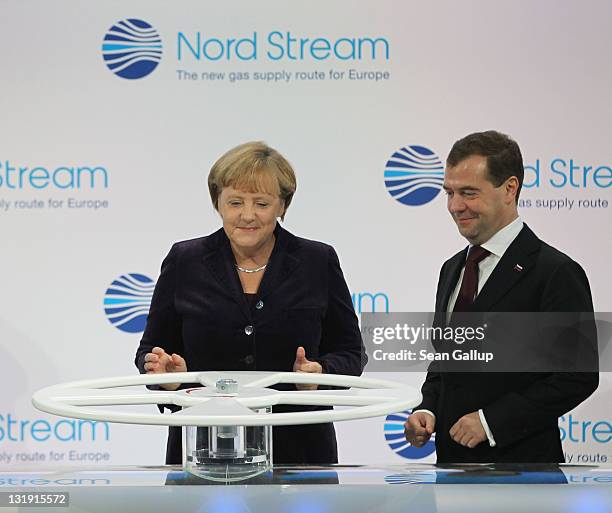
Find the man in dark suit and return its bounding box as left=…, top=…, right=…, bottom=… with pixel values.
left=404, top=130, right=598, bottom=463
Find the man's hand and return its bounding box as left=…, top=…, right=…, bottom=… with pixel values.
left=404, top=411, right=435, bottom=447
left=449, top=411, right=487, bottom=448
left=293, top=346, right=323, bottom=390
left=143, top=346, right=187, bottom=391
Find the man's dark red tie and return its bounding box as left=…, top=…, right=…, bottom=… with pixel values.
left=453, top=246, right=491, bottom=312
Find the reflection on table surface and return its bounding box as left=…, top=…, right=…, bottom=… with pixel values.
left=0, top=464, right=610, bottom=513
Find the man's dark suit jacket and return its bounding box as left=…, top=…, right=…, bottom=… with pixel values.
left=414, top=224, right=598, bottom=463
left=135, top=225, right=365, bottom=465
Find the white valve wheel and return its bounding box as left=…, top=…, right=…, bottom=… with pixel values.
left=33, top=371, right=421, bottom=426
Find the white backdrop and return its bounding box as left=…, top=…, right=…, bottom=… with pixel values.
left=1, top=0, right=610, bottom=468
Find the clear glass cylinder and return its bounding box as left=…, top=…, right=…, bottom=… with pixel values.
left=183, top=406, right=272, bottom=482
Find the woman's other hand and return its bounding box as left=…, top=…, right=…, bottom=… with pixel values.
left=293, top=346, right=323, bottom=391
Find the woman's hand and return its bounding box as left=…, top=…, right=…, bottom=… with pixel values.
left=293, top=346, right=323, bottom=391
left=144, top=346, right=187, bottom=391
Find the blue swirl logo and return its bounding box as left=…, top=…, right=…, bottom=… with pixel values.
left=384, top=145, right=444, bottom=206
left=103, top=273, right=155, bottom=333
left=102, top=19, right=162, bottom=79
left=385, top=410, right=436, bottom=459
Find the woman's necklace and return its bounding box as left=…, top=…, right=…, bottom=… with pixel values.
left=235, top=263, right=267, bottom=273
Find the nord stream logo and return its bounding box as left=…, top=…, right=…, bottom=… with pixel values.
left=103, top=274, right=155, bottom=333
left=102, top=19, right=162, bottom=79
left=0, top=161, right=108, bottom=189
left=384, top=146, right=444, bottom=206
left=385, top=410, right=436, bottom=459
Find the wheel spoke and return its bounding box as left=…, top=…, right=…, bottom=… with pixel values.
left=50, top=387, right=179, bottom=406
left=234, top=372, right=285, bottom=388
left=195, top=371, right=283, bottom=389
left=172, top=397, right=257, bottom=418
left=274, top=388, right=408, bottom=407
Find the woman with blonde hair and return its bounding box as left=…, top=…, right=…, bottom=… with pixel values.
left=136, top=141, right=365, bottom=465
